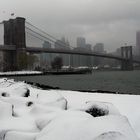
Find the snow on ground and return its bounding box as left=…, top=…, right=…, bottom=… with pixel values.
left=0, top=71, right=42, bottom=75
left=0, top=78, right=139, bottom=140
left=60, top=90, right=140, bottom=138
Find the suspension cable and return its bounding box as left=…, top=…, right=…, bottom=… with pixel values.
left=26, top=21, right=58, bottom=41
left=26, top=26, right=55, bottom=43
left=25, top=26, right=70, bottom=48
left=25, top=21, right=75, bottom=49
left=26, top=31, right=48, bottom=42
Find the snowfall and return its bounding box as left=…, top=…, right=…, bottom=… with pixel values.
left=0, top=78, right=140, bottom=140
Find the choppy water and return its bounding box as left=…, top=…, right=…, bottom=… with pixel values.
left=12, top=70, right=140, bottom=94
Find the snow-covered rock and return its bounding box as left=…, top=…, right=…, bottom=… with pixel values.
left=0, top=100, right=12, bottom=118
left=94, top=131, right=127, bottom=140
left=69, top=101, right=120, bottom=117
left=37, top=111, right=138, bottom=140
left=37, top=90, right=67, bottom=109
left=5, top=131, right=38, bottom=140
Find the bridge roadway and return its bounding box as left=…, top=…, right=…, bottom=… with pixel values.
left=0, top=45, right=140, bottom=64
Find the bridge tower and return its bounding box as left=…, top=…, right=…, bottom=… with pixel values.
left=3, top=17, right=26, bottom=71
left=121, top=46, right=133, bottom=71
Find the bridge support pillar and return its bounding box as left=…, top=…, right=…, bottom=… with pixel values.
left=121, top=46, right=133, bottom=71
left=3, top=17, right=27, bottom=71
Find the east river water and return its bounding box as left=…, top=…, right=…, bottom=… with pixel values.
left=10, top=70, right=140, bottom=95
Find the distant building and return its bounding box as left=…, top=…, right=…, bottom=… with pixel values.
left=55, top=40, right=65, bottom=49
left=93, top=43, right=105, bottom=66
left=107, top=48, right=121, bottom=67
left=93, top=43, right=104, bottom=53
left=55, top=38, right=70, bottom=49
left=72, top=47, right=86, bottom=66
left=77, top=37, right=86, bottom=48
left=75, top=37, right=93, bottom=66
left=115, top=48, right=121, bottom=56
left=86, top=44, right=92, bottom=51
left=43, top=41, right=51, bottom=48
left=54, top=37, right=71, bottom=66
left=85, top=44, right=92, bottom=66
left=72, top=45, right=93, bottom=67
left=40, top=41, right=52, bottom=69
left=135, top=31, right=140, bottom=57
left=0, top=52, right=4, bottom=71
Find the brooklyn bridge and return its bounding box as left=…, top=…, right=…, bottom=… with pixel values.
left=0, top=17, right=140, bottom=71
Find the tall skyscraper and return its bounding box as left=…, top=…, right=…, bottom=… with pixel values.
left=55, top=37, right=70, bottom=49
left=135, top=31, right=140, bottom=57
left=75, top=37, right=86, bottom=66
left=86, top=44, right=92, bottom=51
left=93, top=43, right=104, bottom=53
left=93, top=43, right=105, bottom=66
left=40, top=41, right=52, bottom=68
left=77, top=37, right=86, bottom=48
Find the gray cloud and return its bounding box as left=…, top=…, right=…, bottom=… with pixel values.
left=0, top=0, right=140, bottom=52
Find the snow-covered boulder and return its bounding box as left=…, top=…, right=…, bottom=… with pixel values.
left=0, top=78, right=15, bottom=88
left=36, top=110, right=92, bottom=130
left=5, top=131, right=38, bottom=140
left=0, top=100, right=12, bottom=118
left=0, top=82, right=30, bottom=98
left=94, top=131, right=127, bottom=140
left=37, top=111, right=138, bottom=140
left=0, top=99, right=39, bottom=139
left=70, top=101, right=120, bottom=117
left=32, top=89, right=67, bottom=109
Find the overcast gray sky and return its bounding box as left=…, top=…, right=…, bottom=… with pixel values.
left=0, top=0, right=140, bottom=52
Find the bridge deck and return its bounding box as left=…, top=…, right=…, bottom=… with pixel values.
left=0, top=45, right=16, bottom=51
left=0, top=45, right=140, bottom=63
left=26, top=47, right=125, bottom=60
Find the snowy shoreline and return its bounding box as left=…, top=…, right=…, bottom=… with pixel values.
left=0, top=71, right=43, bottom=77
left=0, top=78, right=140, bottom=140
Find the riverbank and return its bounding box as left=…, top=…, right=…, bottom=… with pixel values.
left=24, top=81, right=136, bottom=95
left=10, top=70, right=140, bottom=95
